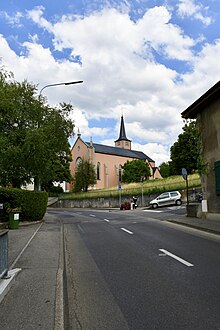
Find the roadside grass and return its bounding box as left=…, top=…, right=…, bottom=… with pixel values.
left=60, top=173, right=201, bottom=200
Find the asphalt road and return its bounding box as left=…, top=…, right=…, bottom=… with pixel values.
left=49, top=207, right=220, bottom=330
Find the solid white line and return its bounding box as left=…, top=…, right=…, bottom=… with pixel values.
left=9, top=222, right=43, bottom=270
left=159, top=249, right=194, bottom=267
left=55, top=221, right=64, bottom=330
left=121, top=228, right=133, bottom=235
left=104, top=219, right=110, bottom=222
left=77, top=224, right=85, bottom=234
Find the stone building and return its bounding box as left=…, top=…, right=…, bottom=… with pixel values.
left=181, top=81, right=220, bottom=219
left=67, top=116, right=162, bottom=191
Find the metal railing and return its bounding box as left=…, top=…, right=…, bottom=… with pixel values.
left=0, top=230, right=9, bottom=279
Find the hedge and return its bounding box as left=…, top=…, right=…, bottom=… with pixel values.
left=0, top=187, right=48, bottom=222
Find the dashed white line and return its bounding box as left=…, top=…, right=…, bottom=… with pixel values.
left=159, top=249, right=194, bottom=267
left=121, top=228, right=133, bottom=235
left=104, top=219, right=110, bottom=222
left=90, top=214, right=96, bottom=217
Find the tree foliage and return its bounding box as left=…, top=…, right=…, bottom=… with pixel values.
left=159, top=162, right=171, bottom=178
left=0, top=66, right=75, bottom=189
left=122, top=159, right=150, bottom=183
left=73, top=159, right=97, bottom=192
left=170, top=121, right=200, bottom=175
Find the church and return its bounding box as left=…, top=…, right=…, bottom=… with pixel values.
left=67, top=116, right=162, bottom=190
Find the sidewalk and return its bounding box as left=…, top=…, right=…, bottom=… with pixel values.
left=0, top=213, right=62, bottom=330
left=166, top=214, right=220, bottom=235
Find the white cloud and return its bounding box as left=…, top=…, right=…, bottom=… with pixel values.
left=137, top=6, right=195, bottom=61
left=0, top=11, right=23, bottom=27
left=26, top=6, right=53, bottom=32
left=0, top=4, right=219, bottom=166
left=177, top=0, right=213, bottom=26
left=132, top=142, right=171, bottom=166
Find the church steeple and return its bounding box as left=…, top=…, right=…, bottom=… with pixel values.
left=115, top=115, right=131, bottom=149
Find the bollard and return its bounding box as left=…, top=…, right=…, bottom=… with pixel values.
left=0, top=230, right=9, bottom=279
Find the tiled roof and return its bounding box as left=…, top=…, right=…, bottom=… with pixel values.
left=85, top=142, right=154, bottom=162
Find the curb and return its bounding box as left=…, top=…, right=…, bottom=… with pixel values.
left=166, top=219, right=220, bottom=235
left=0, top=268, right=21, bottom=304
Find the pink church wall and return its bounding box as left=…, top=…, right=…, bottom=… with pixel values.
left=66, top=136, right=162, bottom=192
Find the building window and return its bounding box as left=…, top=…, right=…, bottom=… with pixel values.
left=215, top=160, right=220, bottom=195
left=117, top=142, right=120, bottom=146
left=119, top=165, right=122, bottom=182
left=97, top=162, right=101, bottom=180
left=76, top=157, right=82, bottom=167
left=125, top=141, right=129, bottom=146
left=77, top=146, right=80, bottom=151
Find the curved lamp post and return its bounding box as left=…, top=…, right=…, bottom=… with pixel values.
left=39, top=80, right=83, bottom=95
left=35, top=80, right=83, bottom=191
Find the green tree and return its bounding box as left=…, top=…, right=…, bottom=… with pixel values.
left=170, top=121, right=200, bottom=175
left=159, top=162, right=171, bottom=178
left=0, top=67, right=74, bottom=189
left=122, top=159, right=150, bottom=183
left=73, top=159, right=97, bottom=192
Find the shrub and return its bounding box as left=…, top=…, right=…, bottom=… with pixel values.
left=0, top=187, right=48, bottom=222
left=20, top=190, right=48, bottom=221
left=48, top=185, right=64, bottom=197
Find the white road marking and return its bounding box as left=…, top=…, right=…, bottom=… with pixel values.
left=90, top=214, right=96, bottom=217
left=167, top=206, right=184, bottom=210
left=77, top=224, right=85, bottom=234
left=10, top=222, right=43, bottom=270
left=159, top=249, right=194, bottom=267
left=104, top=219, right=110, bottom=222
left=143, top=209, right=163, bottom=213
left=121, top=228, right=133, bottom=235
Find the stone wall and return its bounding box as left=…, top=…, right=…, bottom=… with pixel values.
left=51, top=188, right=202, bottom=209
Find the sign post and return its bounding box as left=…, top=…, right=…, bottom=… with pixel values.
left=182, top=168, right=189, bottom=205
left=118, top=183, right=122, bottom=207
left=141, top=176, right=145, bottom=206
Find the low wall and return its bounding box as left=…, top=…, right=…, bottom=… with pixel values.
left=53, top=195, right=153, bottom=209
left=51, top=188, right=202, bottom=209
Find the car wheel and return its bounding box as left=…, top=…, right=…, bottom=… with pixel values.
left=176, top=199, right=182, bottom=206
left=152, top=203, right=158, bottom=209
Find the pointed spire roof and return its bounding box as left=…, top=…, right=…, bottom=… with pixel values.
left=115, top=115, right=131, bottom=142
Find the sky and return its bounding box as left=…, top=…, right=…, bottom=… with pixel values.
left=0, top=0, right=220, bottom=166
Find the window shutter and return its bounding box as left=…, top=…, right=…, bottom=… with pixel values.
left=215, top=160, right=220, bottom=195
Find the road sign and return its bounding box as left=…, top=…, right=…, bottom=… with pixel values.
left=182, top=168, right=188, bottom=180
left=118, top=184, right=122, bottom=190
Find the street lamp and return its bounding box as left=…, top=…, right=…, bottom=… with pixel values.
left=35, top=80, right=83, bottom=191
left=39, top=80, right=83, bottom=95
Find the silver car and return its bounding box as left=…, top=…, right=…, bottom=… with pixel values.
left=149, top=191, right=182, bottom=209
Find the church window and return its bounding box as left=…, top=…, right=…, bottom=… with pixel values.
left=97, top=162, right=101, bottom=180
left=76, top=157, right=82, bottom=166
left=119, top=165, right=122, bottom=182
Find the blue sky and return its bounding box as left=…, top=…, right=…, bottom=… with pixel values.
left=0, top=0, right=220, bottom=165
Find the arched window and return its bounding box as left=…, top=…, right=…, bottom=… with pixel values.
left=119, top=164, right=122, bottom=182
left=97, top=162, right=101, bottom=180
left=76, top=157, right=82, bottom=167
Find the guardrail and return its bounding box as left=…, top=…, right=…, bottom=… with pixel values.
left=0, top=230, right=9, bottom=279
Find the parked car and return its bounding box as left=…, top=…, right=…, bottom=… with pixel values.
left=149, top=191, right=182, bottom=209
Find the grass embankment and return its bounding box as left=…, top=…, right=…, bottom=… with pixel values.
left=60, top=173, right=201, bottom=200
